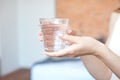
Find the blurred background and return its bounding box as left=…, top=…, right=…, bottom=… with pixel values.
left=0, top=0, right=120, bottom=80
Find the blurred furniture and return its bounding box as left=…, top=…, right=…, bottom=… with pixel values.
left=0, top=56, right=1, bottom=77
left=0, top=69, right=30, bottom=80
left=30, top=58, right=94, bottom=80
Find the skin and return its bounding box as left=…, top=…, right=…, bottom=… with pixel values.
left=39, top=26, right=120, bottom=79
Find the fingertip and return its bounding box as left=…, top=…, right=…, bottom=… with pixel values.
left=39, top=39, right=43, bottom=42
left=67, top=29, right=77, bottom=35
left=39, top=36, right=44, bottom=42
left=62, top=34, right=77, bottom=43
left=67, top=29, right=72, bottom=34
left=44, top=51, right=54, bottom=57
left=39, top=32, right=43, bottom=36
left=44, top=51, right=62, bottom=57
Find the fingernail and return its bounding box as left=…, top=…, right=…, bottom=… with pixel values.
left=68, top=30, right=72, bottom=33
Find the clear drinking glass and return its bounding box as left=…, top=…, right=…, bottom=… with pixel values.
left=40, top=18, right=69, bottom=52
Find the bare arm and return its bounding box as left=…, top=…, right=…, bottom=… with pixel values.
left=80, top=55, right=112, bottom=80
left=95, top=45, right=120, bottom=78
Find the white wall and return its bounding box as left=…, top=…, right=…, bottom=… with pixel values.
left=0, top=26, right=1, bottom=58
left=0, top=18, right=1, bottom=76
left=0, top=0, right=2, bottom=58
left=0, top=24, right=1, bottom=56
left=0, top=0, right=19, bottom=75
left=18, top=0, right=56, bottom=67
left=0, top=0, right=56, bottom=75
left=0, top=24, right=1, bottom=58
left=0, top=26, right=1, bottom=76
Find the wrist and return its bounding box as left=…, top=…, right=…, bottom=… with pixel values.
left=93, top=41, right=107, bottom=57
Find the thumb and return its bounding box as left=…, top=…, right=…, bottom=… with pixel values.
left=61, top=35, right=78, bottom=43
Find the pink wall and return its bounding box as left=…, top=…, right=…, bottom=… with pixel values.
left=56, top=0, right=120, bottom=39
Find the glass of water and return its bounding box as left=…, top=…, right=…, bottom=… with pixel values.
left=40, top=18, right=69, bottom=52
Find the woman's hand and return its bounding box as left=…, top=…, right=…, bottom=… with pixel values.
left=44, top=34, right=104, bottom=58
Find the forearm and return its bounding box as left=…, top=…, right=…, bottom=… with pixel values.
left=80, top=55, right=112, bottom=80
left=96, top=45, right=120, bottom=78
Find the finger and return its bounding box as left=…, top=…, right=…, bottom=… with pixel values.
left=45, top=52, right=69, bottom=57
left=67, top=29, right=72, bottom=34
left=61, top=35, right=78, bottom=43
left=44, top=51, right=68, bottom=57
left=67, top=29, right=83, bottom=36
left=44, top=44, right=76, bottom=57
left=39, top=39, right=43, bottom=42
left=39, top=36, right=44, bottom=42
left=39, top=32, right=43, bottom=36
left=67, top=29, right=76, bottom=35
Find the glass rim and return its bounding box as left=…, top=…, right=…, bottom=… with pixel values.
left=39, top=18, right=69, bottom=21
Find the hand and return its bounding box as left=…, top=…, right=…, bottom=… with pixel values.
left=44, top=34, right=104, bottom=57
